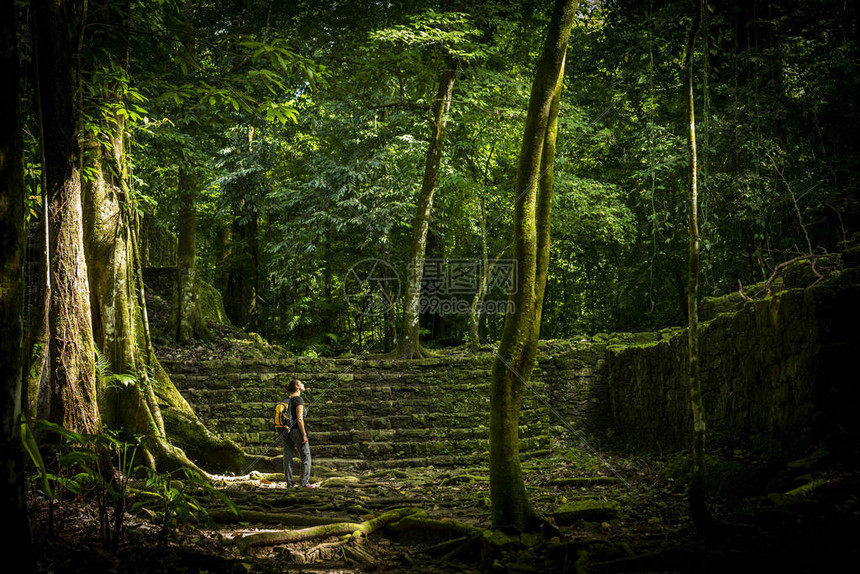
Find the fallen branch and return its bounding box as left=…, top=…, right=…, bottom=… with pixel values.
left=235, top=507, right=423, bottom=553
left=305, top=538, right=349, bottom=562
left=360, top=496, right=413, bottom=507
left=737, top=280, right=753, bottom=302
left=343, top=543, right=377, bottom=566
left=765, top=254, right=828, bottom=296
left=438, top=533, right=483, bottom=564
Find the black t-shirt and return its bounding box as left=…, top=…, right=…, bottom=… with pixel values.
left=289, top=396, right=306, bottom=427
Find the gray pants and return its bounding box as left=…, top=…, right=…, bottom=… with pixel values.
left=283, top=428, right=311, bottom=487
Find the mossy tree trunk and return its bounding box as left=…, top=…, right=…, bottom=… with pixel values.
left=683, top=0, right=714, bottom=533
left=0, top=1, right=34, bottom=563
left=75, top=0, right=183, bottom=471
left=225, top=211, right=259, bottom=332
left=398, top=55, right=457, bottom=359
left=33, top=0, right=247, bottom=474
left=465, top=147, right=501, bottom=353
left=32, top=0, right=102, bottom=436
left=173, top=8, right=208, bottom=342
left=469, top=197, right=489, bottom=353
left=489, top=0, right=576, bottom=533
left=175, top=166, right=209, bottom=341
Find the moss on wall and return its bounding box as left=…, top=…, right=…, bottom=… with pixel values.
left=601, top=272, right=859, bottom=458
left=158, top=261, right=859, bottom=466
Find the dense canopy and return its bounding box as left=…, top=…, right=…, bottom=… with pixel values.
left=1, top=0, right=858, bottom=570
left=11, top=0, right=854, bottom=356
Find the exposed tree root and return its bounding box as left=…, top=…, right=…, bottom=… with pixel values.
left=525, top=507, right=563, bottom=539
left=208, top=510, right=352, bottom=527
left=142, top=431, right=210, bottom=479
left=544, top=477, right=622, bottom=487
left=160, top=406, right=252, bottom=474
left=234, top=507, right=423, bottom=553
left=385, top=514, right=481, bottom=538
left=342, top=543, right=377, bottom=566
left=440, top=474, right=490, bottom=485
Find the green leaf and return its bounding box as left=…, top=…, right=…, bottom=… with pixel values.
left=59, top=450, right=98, bottom=470
left=21, top=421, right=52, bottom=497
left=33, top=419, right=85, bottom=444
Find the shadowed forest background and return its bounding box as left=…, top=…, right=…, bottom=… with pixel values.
left=1, top=0, right=859, bottom=572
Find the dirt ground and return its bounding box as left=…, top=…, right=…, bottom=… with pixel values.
left=28, top=438, right=860, bottom=573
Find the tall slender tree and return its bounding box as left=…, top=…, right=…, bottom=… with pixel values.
left=489, top=0, right=577, bottom=532
left=399, top=54, right=458, bottom=358
left=683, top=0, right=714, bottom=533
left=173, top=5, right=209, bottom=342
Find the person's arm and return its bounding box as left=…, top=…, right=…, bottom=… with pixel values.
left=295, top=404, right=307, bottom=444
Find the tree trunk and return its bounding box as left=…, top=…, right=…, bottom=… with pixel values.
left=225, top=213, right=259, bottom=332
left=489, top=0, right=576, bottom=533
left=175, top=166, right=209, bottom=341
left=381, top=238, right=397, bottom=352
left=214, top=222, right=232, bottom=296
left=172, top=7, right=208, bottom=342
left=0, top=0, right=34, bottom=563
left=470, top=244, right=508, bottom=353
left=469, top=198, right=489, bottom=353
left=683, top=0, right=714, bottom=533
left=32, top=0, right=102, bottom=436
left=398, top=56, right=457, bottom=358
left=76, top=0, right=247, bottom=474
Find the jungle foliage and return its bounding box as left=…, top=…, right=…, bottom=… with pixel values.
left=103, top=0, right=857, bottom=354
left=14, top=0, right=855, bottom=355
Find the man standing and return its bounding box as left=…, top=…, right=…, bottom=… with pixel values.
left=283, top=379, right=312, bottom=487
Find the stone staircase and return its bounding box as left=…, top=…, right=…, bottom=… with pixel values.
left=162, top=353, right=558, bottom=471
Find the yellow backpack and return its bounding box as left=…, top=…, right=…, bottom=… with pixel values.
left=273, top=400, right=291, bottom=436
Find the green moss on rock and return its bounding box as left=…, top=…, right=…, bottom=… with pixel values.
left=552, top=498, right=620, bottom=524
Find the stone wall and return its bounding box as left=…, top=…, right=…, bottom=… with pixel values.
left=161, top=264, right=859, bottom=465
left=164, top=354, right=558, bottom=468
left=598, top=269, right=860, bottom=457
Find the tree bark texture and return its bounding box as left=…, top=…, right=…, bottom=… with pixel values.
left=225, top=213, right=259, bottom=331
left=398, top=56, right=457, bottom=358
left=32, top=0, right=102, bottom=435
left=173, top=7, right=208, bottom=342
left=176, top=166, right=209, bottom=341
left=35, top=0, right=245, bottom=474
left=683, top=0, right=713, bottom=533
left=489, top=0, right=576, bottom=532
left=0, top=0, right=35, bottom=563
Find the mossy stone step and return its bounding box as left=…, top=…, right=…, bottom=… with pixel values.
left=246, top=433, right=552, bottom=461
left=185, top=390, right=548, bottom=413
left=278, top=443, right=550, bottom=469
left=161, top=356, right=498, bottom=377
left=223, top=422, right=553, bottom=447
left=211, top=410, right=553, bottom=437
left=172, top=372, right=514, bottom=394
left=309, top=455, right=485, bottom=469
left=176, top=377, right=518, bottom=396
left=194, top=407, right=551, bottom=435
left=163, top=353, right=559, bottom=471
